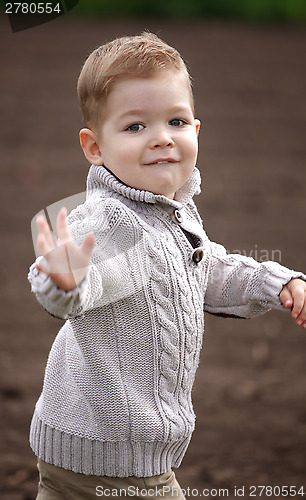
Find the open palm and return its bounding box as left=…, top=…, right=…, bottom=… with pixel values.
left=36, top=207, right=95, bottom=291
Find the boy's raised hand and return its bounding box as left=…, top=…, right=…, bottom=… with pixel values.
left=280, top=278, right=306, bottom=329
left=36, top=207, right=95, bottom=291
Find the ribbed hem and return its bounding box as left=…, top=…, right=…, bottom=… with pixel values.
left=30, top=412, right=191, bottom=478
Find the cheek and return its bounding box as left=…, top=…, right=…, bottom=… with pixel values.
left=183, top=135, right=198, bottom=161
left=118, top=138, right=141, bottom=162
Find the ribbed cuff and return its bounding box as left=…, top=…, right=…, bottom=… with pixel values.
left=261, top=261, right=306, bottom=310
left=28, top=263, right=89, bottom=319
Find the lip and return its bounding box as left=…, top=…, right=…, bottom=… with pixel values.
left=144, top=158, right=178, bottom=165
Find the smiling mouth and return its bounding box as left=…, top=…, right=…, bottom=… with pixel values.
left=146, top=159, right=178, bottom=165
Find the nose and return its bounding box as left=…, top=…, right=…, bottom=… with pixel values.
left=149, top=127, right=175, bottom=149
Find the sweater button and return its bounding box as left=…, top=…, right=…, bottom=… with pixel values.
left=192, top=248, right=204, bottom=264
left=173, top=209, right=183, bottom=223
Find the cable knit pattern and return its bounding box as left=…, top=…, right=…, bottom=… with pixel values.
left=146, top=235, right=183, bottom=439
left=28, top=165, right=306, bottom=478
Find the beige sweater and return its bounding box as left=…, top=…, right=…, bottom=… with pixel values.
left=28, top=165, right=304, bottom=477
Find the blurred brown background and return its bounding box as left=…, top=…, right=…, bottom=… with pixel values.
left=0, top=9, right=306, bottom=500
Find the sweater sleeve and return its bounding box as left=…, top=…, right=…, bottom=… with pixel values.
left=204, top=241, right=306, bottom=319
left=27, top=261, right=102, bottom=320
left=27, top=195, right=144, bottom=320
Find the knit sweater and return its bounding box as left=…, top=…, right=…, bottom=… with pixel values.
left=28, top=165, right=305, bottom=478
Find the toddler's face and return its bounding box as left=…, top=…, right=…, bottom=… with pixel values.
left=94, top=70, right=200, bottom=199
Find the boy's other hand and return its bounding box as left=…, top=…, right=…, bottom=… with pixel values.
left=36, top=207, right=95, bottom=291
left=280, top=278, right=306, bottom=329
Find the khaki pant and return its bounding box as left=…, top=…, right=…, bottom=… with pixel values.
left=36, top=459, right=186, bottom=500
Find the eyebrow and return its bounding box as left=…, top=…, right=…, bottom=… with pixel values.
left=118, top=110, right=145, bottom=119
left=118, top=105, right=193, bottom=120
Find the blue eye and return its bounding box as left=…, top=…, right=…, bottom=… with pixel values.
left=169, top=119, right=185, bottom=127
left=126, top=123, right=144, bottom=132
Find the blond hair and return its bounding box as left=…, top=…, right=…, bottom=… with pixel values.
left=77, top=32, right=193, bottom=131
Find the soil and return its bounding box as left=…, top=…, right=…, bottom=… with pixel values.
left=1, top=15, right=306, bottom=500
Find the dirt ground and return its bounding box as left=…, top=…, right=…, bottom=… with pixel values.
left=1, top=15, right=306, bottom=500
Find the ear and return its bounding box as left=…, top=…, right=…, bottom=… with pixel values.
left=194, top=119, right=201, bottom=137
left=79, top=128, right=104, bottom=166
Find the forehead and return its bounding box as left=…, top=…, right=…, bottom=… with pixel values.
left=104, top=70, right=194, bottom=116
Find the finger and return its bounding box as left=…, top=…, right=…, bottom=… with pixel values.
left=279, top=287, right=293, bottom=308
left=291, top=288, right=305, bottom=319
left=36, top=255, right=50, bottom=274
left=296, top=313, right=306, bottom=327
left=36, top=214, right=56, bottom=250
left=56, top=207, right=72, bottom=244
left=295, top=294, right=306, bottom=326
left=296, top=315, right=306, bottom=327
left=81, top=233, right=95, bottom=258
left=36, top=232, right=51, bottom=259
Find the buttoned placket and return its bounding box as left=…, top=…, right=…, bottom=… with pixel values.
left=171, top=208, right=205, bottom=264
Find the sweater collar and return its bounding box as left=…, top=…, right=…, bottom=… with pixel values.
left=87, top=164, right=201, bottom=209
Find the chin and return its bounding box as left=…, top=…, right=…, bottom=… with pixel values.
left=151, top=178, right=178, bottom=196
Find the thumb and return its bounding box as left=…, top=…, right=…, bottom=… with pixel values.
left=279, top=285, right=293, bottom=309
left=36, top=255, right=50, bottom=274
left=81, top=232, right=95, bottom=258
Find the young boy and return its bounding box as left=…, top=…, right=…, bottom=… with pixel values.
left=28, top=32, right=306, bottom=499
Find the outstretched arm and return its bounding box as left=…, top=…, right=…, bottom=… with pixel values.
left=28, top=199, right=143, bottom=319
left=204, top=241, right=306, bottom=323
